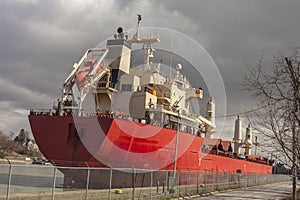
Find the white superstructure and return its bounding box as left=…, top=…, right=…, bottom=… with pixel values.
left=58, top=15, right=216, bottom=137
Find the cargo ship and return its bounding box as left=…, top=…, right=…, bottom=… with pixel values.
left=29, top=16, right=272, bottom=187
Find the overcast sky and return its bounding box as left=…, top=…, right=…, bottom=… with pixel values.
left=1, top=0, right=300, bottom=141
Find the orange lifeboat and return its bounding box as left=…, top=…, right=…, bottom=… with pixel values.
left=75, top=59, right=103, bottom=89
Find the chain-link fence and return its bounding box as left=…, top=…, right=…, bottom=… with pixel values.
left=0, top=160, right=290, bottom=200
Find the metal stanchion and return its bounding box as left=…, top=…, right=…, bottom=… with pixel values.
left=132, top=168, right=136, bottom=200
left=108, top=166, right=112, bottom=200
left=51, top=167, right=57, bottom=200
left=187, top=170, right=190, bottom=195
left=6, top=159, right=12, bottom=200
left=203, top=172, right=206, bottom=194
left=85, top=163, right=90, bottom=200
left=162, top=181, right=165, bottom=194
left=177, top=171, right=180, bottom=195
left=197, top=171, right=199, bottom=194
left=150, top=171, right=153, bottom=200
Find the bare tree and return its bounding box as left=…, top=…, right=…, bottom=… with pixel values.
left=14, top=129, right=29, bottom=146
left=244, top=47, right=300, bottom=199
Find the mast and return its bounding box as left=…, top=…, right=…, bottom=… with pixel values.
left=132, top=14, right=142, bottom=41
left=129, top=14, right=160, bottom=70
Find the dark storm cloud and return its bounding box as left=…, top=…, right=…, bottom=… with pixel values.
left=1, top=0, right=300, bottom=136
left=0, top=0, right=201, bottom=106
left=0, top=0, right=121, bottom=97
left=156, top=0, right=300, bottom=113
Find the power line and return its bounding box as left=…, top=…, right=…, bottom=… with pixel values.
left=213, top=101, right=278, bottom=119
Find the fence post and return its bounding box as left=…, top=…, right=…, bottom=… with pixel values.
left=217, top=172, right=219, bottom=191
left=132, top=168, right=136, bottom=200
left=150, top=171, right=153, bottom=200
left=165, top=171, right=168, bottom=195
left=51, top=167, right=57, bottom=200
left=255, top=174, right=257, bottom=186
left=203, top=172, right=206, bottom=194
left=6, top=159, right=12, bottom=200
left=187, top=170, right=190, bottom=195
left=238, top=173, right=240, bottom=188
left=177, top=171, right=180, bottom=195
left=248, top=174, right=250, bottom=187
left=212, top=171, right=215, bottom=191
left=196, top=171, right=199, bottom=194
left=162, top=181, right=165, bottom=194
left=108, top=166, right=112, bottom=200
left=85, top=163, right=90, bottom=200
left=226, top=172, right=229, bottom=190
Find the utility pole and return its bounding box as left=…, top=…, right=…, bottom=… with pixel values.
left=169, top=106, right=180, bottom=193
left=285, top=57, right=297, bottom=200
left=173, top=108, right=180, bottom=178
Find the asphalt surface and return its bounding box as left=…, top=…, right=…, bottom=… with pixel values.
left=0, top=164, right=63, bottom=195
left=194, top=181, right=293, bottom=200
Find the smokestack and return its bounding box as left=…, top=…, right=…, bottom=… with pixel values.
left=233, top=116, right=242, bottom=154
left=244, top=124, right=252, bottom=155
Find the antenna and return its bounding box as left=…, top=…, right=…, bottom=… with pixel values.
left=133, top=14, right=142, bottom=40
left=137, top=14, right=142, bottom=26
left=129, top=15, right=160, bottom=69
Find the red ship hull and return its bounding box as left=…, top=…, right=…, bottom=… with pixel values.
left=29, top=115, right=272, bottom=174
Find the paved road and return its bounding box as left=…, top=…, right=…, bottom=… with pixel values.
left=0, top=164, right=63, bottom=195
left=194, top=181, right=293, bottom=200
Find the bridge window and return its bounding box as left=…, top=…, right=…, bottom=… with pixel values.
left=121, top=84, right=132, bottom=91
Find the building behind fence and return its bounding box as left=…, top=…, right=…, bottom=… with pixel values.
left=0, top=161, right=291, bottom=200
